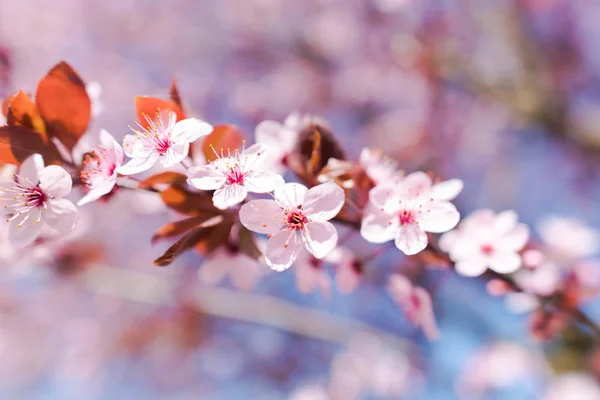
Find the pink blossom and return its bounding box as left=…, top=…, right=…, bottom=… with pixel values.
left=78, top=130, right=124, bottom=206
left=543, top=373, right=600, bottom=400
left=254, top=112, right=302, bottom=173
left=0, top=154, right=78, bottom=247
left=387, top=274, right=439, bottom=340
left=186, top=143, right=284, bottom=209
left=358, top=147, right=401, bottom=185
left=538, top=216, right=599, bottom=259
left=239, top=182, right=345, bottom=271
left=439, top=209, right=529, bottom=276
left=513, top=250, right=561, bottom=296
left=294, top=250, right=331, bottom=296
left=198, top=246, right=264, bottom=291
left=85, top=81, right=103, bottom=118
left=327, top=247, right=361, bottom=294
left=118, top=109, right=213, bottom=175
left=361, top=171, right=461, bottom=255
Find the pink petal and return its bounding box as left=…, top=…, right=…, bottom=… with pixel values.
left=18, top=154, right=43, bottom=187
left=255, top=120, right=296, bottom=152
left=161, top=142, right=189, bottom=167
left=241, top=143, right=269, bottom=169
left=498, top=223, right=529, bottom=252
left=171, top=118, right=213, bottom=143
left=400, top=171, right=432, bottom=196
left=303, top=182, right=345, bottom=221
left=295, top=259, right=321, bottom=294
left=212, top=184, right=248, bottom=209
left=265, top=230, right=302, bottom=271
left=455, top=257, right=488, bottom=277
left=360, top=204, right=397, bottom=244
left=8, top=208, right=43, bottom=247
left=274, top=183, right=308, bottom=209
left=77, top=174, right=117, bottom=206
left=239, top=199, right=284, bottom=234
left=122, top=134, right=146, bottom=158
left=388, top=274, right=412, bottom=303
left=488, top=251, right=522, bottom=274
left=411, top=287, right=440, bottom=340
left=245, top=171, right=284, bottom=193
left=38, top=166, right=72, bottom=198
left=368, top=183, right=400, bottom=212
left=394, top=223, right=427, bottom=255
left=431, top=179, right=463, bottom=201
left=117, top=153, right=159, bottom=175
left=198, top=250, right=229, bottom=285
left=494, top=210, right=518, bottom=235
left=418, top=201, right=460, bottom=233
left=230, top=254, right=264, bottom=291
left=99, top=129, right=124, bottom=165
left=42, top=199, right=78, bottom=234
left=335, top=262, right=360, bottom=294
left=186, top=165, right=227, bottom=190
left=302, top=220, right=338, bottom=259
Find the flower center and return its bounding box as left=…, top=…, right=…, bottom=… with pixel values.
left=81, top=149, right=116, bottom=187
left=155, top=136, right=171, bottom=155
left=27, top=188, right=46, bottom=208
left=398, top=209, right=416, bottom=225
left=481, top=245, right=494, bottom=255
left=0, top=178, right=47, bottom=227
left=226, top=166, right=245, bottom=185
left=285, top=209, right=308, bottom=230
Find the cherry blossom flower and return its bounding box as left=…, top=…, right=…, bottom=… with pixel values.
left=294, top=250, right=331, bottom=296
left=328, top=247, right=361, bottom=294
left=186, top=143, right=284, bottom=209
left=78, top=130, right=124, bottom=206
left=543, top=373, right=600, bottom=400
left=388, top=274, right=439, bottom=340
left=538, top=216, right=599, bottom=259
left=358, top=147, right=401, bottom=185
left=439, top=209, right=529, bottom=277
left=0, top=154, right=78, bottom=247
left=239, top=182, right=345, bottom=271
left=198, top=244, right=264, bottom=291
left=118, top=109, right=213, bottom=175
left=254, top=112, right=303, bottom=173
left=86, top=81, right=103, bottom=118
left=361, top=171, right=461, bottom=255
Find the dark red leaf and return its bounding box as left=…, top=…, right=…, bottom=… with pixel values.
left=134, top=96, right=186, bottom=129
left=201, top=124, right=244, bottom=162
left=7, top=90, right=47, bottom=135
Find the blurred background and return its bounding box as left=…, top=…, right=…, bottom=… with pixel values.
left=2, top=0, right=600, bottom=398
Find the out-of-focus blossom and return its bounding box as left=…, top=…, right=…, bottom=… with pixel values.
left=328, top=247, right=361, bottom=294
left=288, top=383, right=330, bottom=400
left=513, top=250, right=561, bottom=296
left=294, top=250, right=331, bottom=297
left=198, top=245, right=264, bottom=291
left=254, top=113, right=302, bottom=173
left=86, top=81, right=103, bottom=118
left=240, top=182, right=345, bottom=271
left=186, top=143, right=284, bottom=209
left=361, top=172, right=461, bottom=255
left=358, top=147, right=401, bottom=185
left=119, top=110, right=213, bottom=174
left=538, top=216, right=599, bottom=259
left=78, top=130, right=124, bottom=206
left=388, top=274, right=439, bottom=340
left=439, top=210, right=529, bottom=277
left=0, top=154, right=78, bottom=247
left=543, top=373, right=600, bottom=400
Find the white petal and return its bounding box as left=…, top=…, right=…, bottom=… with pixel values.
left=38, top=166, right=72, bottom=198
left=418, top=201, right=460, bottom=233
left=401, top=171, right=432, bottom=196
left=186, top=165, right=226, bottom=190
left=302, top=220, right=338, bottom=259
left=360, top=205, right=396, bottom=244
left=498, top=223, right=529, bottom=252
left=8, top=208, right=43, bottom=247
left=116, top=153, right=159, bottom=175
left=494, top=210, right=519, bottom=235
left=212, top=184, right=248, bottom=209
left=488, top=251, right=522, bottom=274
left=171, top=118, right=213, bottom=143
left=99, top=129, right=124, bottom=165
left=77, top=174, right=117, bottom=206
left=394, top=223, right=428, bottom=255
left=274, top=183, right=308, bottom=209
left=303, top=182, right=345, bottom=221
left=255, top=120, right=297, bottom=148
left=335, top=262, right=360, bottom=294
left=245, top=171, right=284, bottom=193
left=265, top=230, right=301, bottom=271
left=229, top=255, right=264, bottom=291
left=239, top=199, right=284, bottom=234
left=455, top=257, right=488, bottom=277
left=438, top=230, right=460, bottom=253
left=241, top=143, right=269, bottom=169
left=431, top=179, right=463, bottom=201
left=198, top=250, right=229, bottom=285
left=368, top=183, right=401, bottom=212
left=161, top=142, right=189, bottom=167
left=122, top=134, right=147, bottom=158
left=18, top=154, right=43, bottom=187
left=42, top=199, right=78, bottom=234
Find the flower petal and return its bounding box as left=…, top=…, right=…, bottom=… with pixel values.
left=229, top=255, right=264, bottom=291
left=255, top=120, right=296, bottom=151
left=302, top=220, right=338, bottom=259
left=394, top=223, right=427, bottom=255
left=245, top=171, right=284, bottom=193
left=212, top=184, right=248, bottom=209
left=303, top=182, right=345, bottom=221
left=239, top=199, right=284, bottom=234
left=42, top=199, right=78, bottom=234
left=401, top=171, right=432, bottom=197
left=431, top=179, right=463, bottom=201
left=265, top=229, right=301, bottom=271
left=455, top=257, right=488, bottom=277
left=360, top=204, right=396, bottom=244
left=161, top=142, right=189, bottom=167
left=488, top=251, right=522, bottom=274
left=498, top=223, right=529, bottom=252
left=117, top=153, right=159, bottom=175
left=122, top=134, right=147, bottom=158
left=77, top=174, right=117, bottom=206
left=198, top=250, right=229, bottom=285
left=99, top=129, right=124, bottom=165
left=274, top=183, right=308, bottom=209
left=241, top=143, right=269, bottom=169
left=38, top=166, right=72, bottom=198
left=171, top=118, right=213, bottom=143
left=8, top=208, right=43, bottom=248
left=186, top=165, right=227, bottom=190
left=418, top=201, right=460, bottom=233
left=18, top=154, right=43, bottom=187
left=494, top=210, right=518, bottom=235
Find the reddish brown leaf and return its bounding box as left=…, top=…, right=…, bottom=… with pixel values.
left=194, top=217, right=235, bottom=256
left=201, top=124, right=244, bottom=162
left=134, top=96, right=186, bottom=129
left=1, top=97, right=9, bottom=118
left=151, top=214, right=218, bottom=244
left=139, top=172, right=187, bottom=190
left=0, top=125, right=61, bottom=165
left=159, top=185, right=219, bottom=216
left=35, top=61, right=91, bottom=150
left=169, top=79, right=183, bottom=108
left=7, top=90, right=47, bottom=135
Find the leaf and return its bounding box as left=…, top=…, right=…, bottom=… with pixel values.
left=7, top=90, right=47, bottom=135
left=308, top=128, right=321, bottom=176
left=1, top=97, right=9, bottom=118
left=134, top=96, right=186, bottom=129
left=159, top=185, right=219, bottom=216
left=169, top=79, right=183, bottom=108
left=152, top=214, right=219, bottom=244
left=35, top=61, right=91, bottom=151
left=194, top=217, right=235, bottom=256
left=238, top=225, right=262, bottom=260
left=0, top=125, right=60, bottom=165
left=154, top=226, right=213, bottom=267
left=201, top=124, right=244, bottom=162
left=139, top=171, right=188, bottom=190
